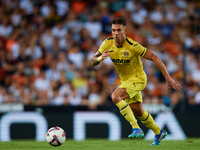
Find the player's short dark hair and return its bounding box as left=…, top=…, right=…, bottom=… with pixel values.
left=111, top=17, right=126, bottom=26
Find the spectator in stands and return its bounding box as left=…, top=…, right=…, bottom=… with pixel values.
left=0, top=0, right=199, bottom=109
left=0, top=17, right=13, bottom=39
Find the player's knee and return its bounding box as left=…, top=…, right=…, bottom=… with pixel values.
left=111, top=93, right=120, bottom=104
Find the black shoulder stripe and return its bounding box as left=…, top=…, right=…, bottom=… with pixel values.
left=126, top=38, right=133, bottom=45
left=107, top=37, right=114, bottom=40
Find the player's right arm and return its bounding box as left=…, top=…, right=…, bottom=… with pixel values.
left=91, top=50, right=110, bottom=66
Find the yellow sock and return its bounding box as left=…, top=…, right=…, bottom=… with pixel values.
left=116, top=100, right=140, bottom=129
left=137, top=110, right=161, bottom=135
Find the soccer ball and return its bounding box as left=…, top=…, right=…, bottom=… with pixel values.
left=46, top=126, right=66, bottom=146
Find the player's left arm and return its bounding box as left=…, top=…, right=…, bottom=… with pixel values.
left=143, top=49, right=182, bottom=91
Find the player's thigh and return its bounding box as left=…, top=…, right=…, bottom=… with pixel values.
left=119, top=76, right=146, bottom=99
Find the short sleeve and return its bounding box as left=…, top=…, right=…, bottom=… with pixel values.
left=98, top=39, right=110, bottom=54
left=133, top=42, right=147, bottom=57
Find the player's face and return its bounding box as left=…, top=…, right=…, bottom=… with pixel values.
left=111, top=24, right=126, bottom=44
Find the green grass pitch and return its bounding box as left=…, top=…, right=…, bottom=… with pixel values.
left=1, top=138, right=200, bottom=150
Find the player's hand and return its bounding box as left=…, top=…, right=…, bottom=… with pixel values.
left=166, top=78, right=182, bottom=91
left=101, top=50, right=111, bottom=60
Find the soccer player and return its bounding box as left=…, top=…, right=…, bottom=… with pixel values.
left=91, top=17, right=182, bottom=145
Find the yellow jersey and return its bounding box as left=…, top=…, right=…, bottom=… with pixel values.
left=98, top=37, right=147, bottom=83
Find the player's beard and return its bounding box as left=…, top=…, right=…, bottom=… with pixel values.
left=115, top=36, right=125, bottom=46
left=115, top=39, right=121, bottom=47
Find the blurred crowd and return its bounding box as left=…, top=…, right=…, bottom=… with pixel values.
left=0, top=0, right=200, bottom=109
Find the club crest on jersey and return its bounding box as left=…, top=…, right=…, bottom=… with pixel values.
left=124, top=51, right=129, bottom=57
